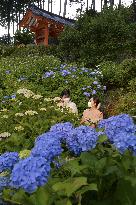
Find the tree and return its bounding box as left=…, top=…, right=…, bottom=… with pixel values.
left=58, top=6, right=136, bottom=65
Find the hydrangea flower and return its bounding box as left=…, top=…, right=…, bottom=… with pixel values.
left=0, top=152, right=19, bottom=173
left=93, top=81, right=98, bottom=85
left=92, top=90, right=96, bottom=95
left=98, top=114, right=136, bottom=153
left=83, top=92, right=90, bottom=97
left=113, top=132, right=136, bottom=154
left=98, top=114, right=135, bottom=142
left=10, top=156, right=50, bottom=193
left=42, top=71, right=54, bottom=78
left=66, top=126, right=98, bottom=155
left=60, top=70, right=71, bottom=76
left=50, top=122, right=74, bottom=141
left=31, top=132, right=63, bottom=161
left=5, top=70, right=11, bottom=74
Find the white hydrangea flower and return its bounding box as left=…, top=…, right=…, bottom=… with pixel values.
left=15, top=113, right=24, bottom=117
left=15, top=125, right=24, bottom=131
left=0, top=132, right=11, bottom=139
left=32, top=94, right=43, bottom=99
left=53, top=97, right=61, bottom=102
left=39, top=108, right=47, bottom=111
left=25, top=110, right=38, bottom=116
left=44, top=98, right=52, bottom=102
left=17, top=88, right=34, bottom=98
left=1, top=115, right=8, bottom=119
left=0, top=109, right=8, bottom=112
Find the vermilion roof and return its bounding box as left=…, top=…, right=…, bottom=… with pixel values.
left=28, top=4, right=75, bottom=26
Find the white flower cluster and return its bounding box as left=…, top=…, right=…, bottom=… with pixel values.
left=0, top=132, right=11, bottom=141
left=32, top=95, right=43, bottom=100
left=17, top=88, right=34, bottom=98
left=25, top=110, right=38, bottom=116
left=17, top=88, right=43, bottom=100
left=0, top=109, right=8, bottom=112
left=15, top=125, right=24, bottom=131
left=15, top=113, right=24, bottom=117
left=39, top=108, right=47, bottom=111
left=1, top=115, right=8, bottom=119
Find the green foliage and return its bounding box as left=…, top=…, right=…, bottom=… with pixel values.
left=58, top=6, right=136, bottom=65
left=3, top=141, right=136, bottom=205
left=14, top=29, right=35, bottom=45
left=100, top=58, right=136, bottom=89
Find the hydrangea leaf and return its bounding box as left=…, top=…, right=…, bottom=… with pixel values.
left=52, top=177, right=87, bottom=197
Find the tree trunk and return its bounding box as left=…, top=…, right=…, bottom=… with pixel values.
left=48, top=0, right=49, bottom=11
left=63, top=0, right=67, bottom=17
left=87, top=0, right=88, bottom=10
left=59, top=0, right=61, bottom=15
left=119, top=0, right=121, bottom=5
left=104, top=0, right=108, bottom=6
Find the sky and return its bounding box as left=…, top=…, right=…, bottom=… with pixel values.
left=0, top=0, right=132, bottom=37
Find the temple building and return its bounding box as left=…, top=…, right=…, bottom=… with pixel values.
left=19, top=5, right=75, bottom=46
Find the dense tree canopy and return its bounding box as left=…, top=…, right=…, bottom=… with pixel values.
left=58, top=5, right=136, bottom=65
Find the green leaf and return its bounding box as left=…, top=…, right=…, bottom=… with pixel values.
left=98, top=135, right=108, bottom=143
left=80, top=152, right=97, bottom=167
left=64, top=159, right=87, bottom=176
left=66, top=200, right=72, bottom=205
left=52, top=177, right=87, bottom=197
left=76, top=183, right=98, bottom=195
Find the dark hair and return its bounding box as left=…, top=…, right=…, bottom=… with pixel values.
left=92, top=96, right=100, bottom=107
left=60, top=89, right=70, bottom=98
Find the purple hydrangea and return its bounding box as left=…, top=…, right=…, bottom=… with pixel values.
left=10, top=156, right=50, bottom=193
left=66, top=126, right=98, bottom=155
left=0, top=152, right=19, bottom=173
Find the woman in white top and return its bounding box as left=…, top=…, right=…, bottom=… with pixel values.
left=57, top=89, right=78, bottom=114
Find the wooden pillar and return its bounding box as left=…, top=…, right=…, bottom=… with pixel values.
left=43, top=24, right=49, bottom=46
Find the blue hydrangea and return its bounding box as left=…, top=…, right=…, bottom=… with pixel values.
left=92, top=90, right=96, bottom=95
left=42, top=71, right=54, bottom=78
left=11, top=94, right=16, bottom=99
left=60, top=70, right=71, bottom=76
left=50, top=122, right=74, bottom=141
left=10, top=156, right=50, bottom=193
left=31, top=132, right=63, bottom=161
left=98, top=114, right=136, bottom=153
left=5, top=70, right=11, bottom=74
left=0, top=152, right=19, bottom=173
left=98, top=114, right=135, bottom=142
left=0, top=176, right=10, bottom=191
left=112, top=132, right=136, bottom=154
left=83, top=92, right=90, bottom=97
left=66, top=126, right=98, bottom=155
left=93, top=81, right=98, bottom=85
